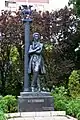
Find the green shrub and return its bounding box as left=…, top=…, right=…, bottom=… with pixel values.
left=52, top=86, right=80, bottom=119
left=0, top=95, right=17, bottom=113
left=0, top=96, right=2, bottom=100
left=77, top=112, right=80, bottom=120
left=51, top=86, right=69, bottom=111
left=0, top=109, right=6, bottom=120
left=66, top=99, right=80, bottom=117
left=68, top=70, right=80, bottom=98
left=0, top=100, right=8, bottom=113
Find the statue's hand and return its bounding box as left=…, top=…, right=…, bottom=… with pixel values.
left=29, top=43, right=43, bottom=54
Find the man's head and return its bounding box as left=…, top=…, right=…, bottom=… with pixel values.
left=33, top=32, right=40, bottom=41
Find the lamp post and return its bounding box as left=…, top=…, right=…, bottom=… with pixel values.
left=20, top=5, right=32, bottom=92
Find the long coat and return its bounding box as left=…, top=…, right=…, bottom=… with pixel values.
left=28, top=42, right=46, bottom=74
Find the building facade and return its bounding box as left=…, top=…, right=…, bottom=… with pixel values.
left=0, top=0, right=68, bottom=13
left=0, top=0, right=50, bottom=12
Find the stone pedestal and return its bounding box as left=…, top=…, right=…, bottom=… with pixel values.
left=18, top=92, right=54, bottom=112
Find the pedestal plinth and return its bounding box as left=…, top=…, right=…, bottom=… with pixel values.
left=18, top=92, right=54, bottom=112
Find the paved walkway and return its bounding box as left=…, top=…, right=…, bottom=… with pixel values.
left=6, top=111, right=77, bottom=120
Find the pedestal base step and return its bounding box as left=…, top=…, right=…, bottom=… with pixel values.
left=6, top=111, right=77, bottom=120
left=18, top=92, right=54, bottom=112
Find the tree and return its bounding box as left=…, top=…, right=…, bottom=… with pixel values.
left=69, top=0, right=80, bottom=16
left=68, top=70, right=80, bottom=98
left=0, top=7, right=80, bottom=95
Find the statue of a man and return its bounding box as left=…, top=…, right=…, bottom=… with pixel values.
left=28, top=32, right=46, bottom=92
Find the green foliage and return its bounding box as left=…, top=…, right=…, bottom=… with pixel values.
left=77, top=112, right=80, bottom=120
left=0, top=96, right=2, bottom=100
left=52, top=86, right=69, bottom=111
left=52, top=86, right=80, bottom=119
left=0, top=95, right=17, bottom=113
left=0, top=99, right=7, bottom=120
left=0, top=110, right=6, bottom=120
left=44, top=43, right=53, bottom=52
left=10, top=46, right=19, bottom=63
left=4, top=45, right=23, bottom=96
left=68, top=70, right=80, bottom=98
left=0, top=99, right=8, bottom=113
left=69, top=0, right=80, bottom=16
left=0, top=8, right=80, bottom=95
left=66, top=99, right=80, bottom=117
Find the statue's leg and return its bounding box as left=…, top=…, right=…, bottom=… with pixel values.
left=37, top=77, right=41, bottom=92
left=28, top=74, right=32, bottom=91
left=31, top=72, right=39, bottom=92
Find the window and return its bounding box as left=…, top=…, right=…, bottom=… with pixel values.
left=5, top=1, right=16, bottom=7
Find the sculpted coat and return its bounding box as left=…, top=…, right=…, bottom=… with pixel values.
left=28, top=41, right=46, bottom=74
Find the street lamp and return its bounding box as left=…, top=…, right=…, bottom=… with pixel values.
left=20, top=5, right=33, bottom=92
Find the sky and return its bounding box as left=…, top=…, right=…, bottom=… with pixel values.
left=0, top=0, right=69, bottom=12
left=49, top=0, right=69, bottom=9
left=45, top=0, right=69, bottom=11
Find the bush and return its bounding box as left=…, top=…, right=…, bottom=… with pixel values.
left=0, top=95, right=17, bottom=113
left=0, top=99, right=8, bottom=113
left=68, top=70, right=80, bottom=98
left=0, top=110, right=6, bottom=120
left=66, top=99, right=80, bottom=117
left=52, top=86, right=80, bottom=119
left=52, top=86, right=69, bottom=111
left=0, top=106, right=6, bottom=120
left=77, top=112, right=80, bottom=120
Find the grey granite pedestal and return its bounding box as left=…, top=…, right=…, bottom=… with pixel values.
left=18, top=92, right=54, bottom=112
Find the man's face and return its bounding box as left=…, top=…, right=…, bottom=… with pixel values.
left=34, top=34, right=39, bottom=40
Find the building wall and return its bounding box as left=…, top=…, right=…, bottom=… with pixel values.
left=0, top=0, right=68, bottom=13
left=0, top=0, right=50, bottom=12
left=0, top=0, right=5, bottom=11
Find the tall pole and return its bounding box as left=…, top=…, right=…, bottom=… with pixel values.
left=20, top=5, right=33, bottom=92
left=23, top=18, right=32, bottom=92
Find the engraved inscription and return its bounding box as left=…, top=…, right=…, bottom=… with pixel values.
left=28, top=99, right=44, bottom=103
left=42, top=107, right=54, bottom=110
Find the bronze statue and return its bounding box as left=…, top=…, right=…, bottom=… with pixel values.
left=28, top=32, right=46, bottom=92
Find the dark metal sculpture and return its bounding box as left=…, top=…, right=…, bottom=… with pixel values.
left=20, top=5, right=45, bottom=92
left=28, top=32, right=46, bottom=92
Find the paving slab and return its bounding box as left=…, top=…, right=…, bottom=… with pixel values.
left=20, top=112, right=36, bottom=117
left=8, top=117, right=33, bottom=120
left=35, top=111, right=51, bottom=117
left=35, top=117, right=54, bottom=120
left=8, top=116, right=76, bottom=120
left=51, top=111, right=66, bottom=116
left=7, top=111, right=77, bottom=120
left=24, top=118, right=35, bottom=120
left=53, top=116, right=70, bottom=120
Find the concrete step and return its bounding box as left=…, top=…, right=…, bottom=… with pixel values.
left=6, top=111, right=77, bottom=120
